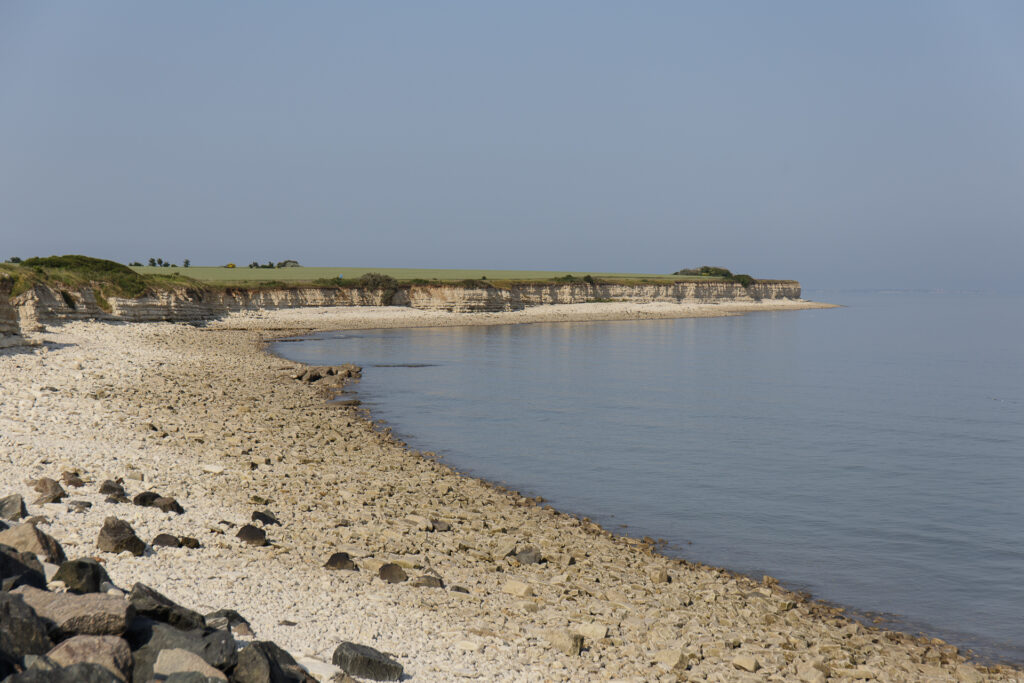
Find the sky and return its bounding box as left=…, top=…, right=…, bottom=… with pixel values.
left=1, top=2, right=1022, bottom=290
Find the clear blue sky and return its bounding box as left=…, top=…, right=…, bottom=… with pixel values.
left=2, top=2, right=1022, bottom=290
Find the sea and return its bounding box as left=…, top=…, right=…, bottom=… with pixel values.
left=272, top=291, right=1024, bottom=664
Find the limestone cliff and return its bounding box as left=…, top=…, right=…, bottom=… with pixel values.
left=6, top=280, right=801, bottom=338
left=0, top=275, right=25, bottom=348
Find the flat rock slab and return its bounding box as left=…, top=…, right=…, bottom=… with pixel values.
left=46, top=635, right=132, bottom=682
left=0, top=522, right=67, bottom=564
left=332, top=641, right=403, bottom=681
left=12, top=585, right=134, bottom=637
left=154, top=648, right=227, bottom=681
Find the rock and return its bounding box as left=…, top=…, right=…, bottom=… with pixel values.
left=46, top=635, right=132, bottom=681
left=732, top=654, right=761, bottom=672
left=201, top=464, right=225, bottom=474
left=98, top=481, right=125, bottom=497
left=252, top=510, right=280, bottom=526
left=53, top=558, right=111, bottom=594
left=61, top=472, right=86, bottom=488
left=153, top=496, right=185, bottom=514
left=128, top=582, right=206, bottom=630
left=127, top=620, right=236, bottom=682
left=410, top=575, right=444, bottom=588
left=502, top=580, right=533, bottom=597
left=67, top=500, right=93, bottom=513
left=377, top=563, right=407, bottom=584
left=153, top=533, right=182, bottom=547
left=236, top=524, right=267, bottom=546
left=154, top=648, right=227, bottom=681
left=32, top=478, right=67, bottom=505
left=0, top=591, right=53, bottom=659
left=233, top=640, right=307, bottom=683
left=132, top=491, right=161, bottom=507
left=513, top=599, right=539, bottom=612
left=332, top=641, right=403, bottom=681
left=11, top=585, right=134, bottom=637
left=204, top=609, right=250, bottom=633
left=576, top=623, right=608, bottom=640
left=0, top=543, right=47, bottom=591
left=97, top=517, right=146, bottom=556
left=179, top=536, right=202, bottom=549
left=430, top=519, right=451, bottom=532
left=0, top=493, right=28, bottom=521
left=404, top=514, right=433, bottom=531
left=544, top=630, right=584, bottom=656
left=798, top=665, right=828, bottom=683
left=648, top=567, right=671, bottom=584
left=513, top=546, right=544, bottom=565
left=3, top=662, right=124, bottom=682
left=0, top=522, right=67, bottom=563
left=654, top=648, right=694, bottom=670
left=323, top=552, right=358, bottom=570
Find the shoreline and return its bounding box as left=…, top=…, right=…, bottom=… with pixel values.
left=2, top=300, right=1020, bottom=681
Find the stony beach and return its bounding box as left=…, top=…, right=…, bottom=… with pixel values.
left=1, top=301, right=1019, bottom=682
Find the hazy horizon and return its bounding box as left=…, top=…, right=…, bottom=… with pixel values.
left=2, top=3, right=1022, bottom=291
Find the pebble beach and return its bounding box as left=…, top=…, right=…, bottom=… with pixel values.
left=2, top=301, right=1019, bottom=682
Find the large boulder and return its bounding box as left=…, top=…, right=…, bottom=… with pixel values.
left=96, top=517, right=145, bottom=557
left=11, top=586, right=134, bottom=638
left=53, top=558, right=111, bottom=594
left=3, top=662, right=123, bottom=682
left=45, top=635, right=132, bottom=682
left=31, top=478, right=67, bottom=505
left=0, top=494, right=28, bottom=521
left=331, top=642, right=403, bottom=681
left=128, top=583, right=205, bottom=631
left=0, top=523, right=67, bottom=564
left=126, top=620, right=235, bottom=682
left=154, top=648, right=227, bottom=681
left=231, top=641, right=309, bottom=683
left=0, top=543, right=47, bottom=591
left=0, top=591, right=53, bottom=660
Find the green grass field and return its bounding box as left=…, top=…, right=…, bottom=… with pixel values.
left=131, top=266, right=697, bottom=284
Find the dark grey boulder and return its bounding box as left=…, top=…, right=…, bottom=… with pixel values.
left=332, top=641, right=403, bottom=681
left=0, top=494, right=28, bottom=521
left=152, top=533, right=182, bottom=547
left=96, top=517, right=145, bottom=556
left=53, top=558, right=111, bottom=594
left=127, top=620, right=236, bottom=682
left=11, top=585, right=134, bottom=638
left=251, top=510, right=280, bottom=526
left=132, top=491, right=161, bottom=507
left=45, top=634, right=133, bottom=681
left=236, top=525, right=267, bottom=546
left=165, top=672, right=226, bottom=683
left=153, top=496, right=185, bottom=514
left=231, top=641, right=307, bottom=683
left=97, top=481, right=125, bottom=497
left=4, top=662, right=123, bottom=682
left=0, top=592, right=53, bottom=660
left=32, top=478, right=67, bottom=505
left=0, top=523, right=67, bottom=564
left=128, top=583, right=205, bottom=631
left=377, top=564, right=407, bottom=584
left=204, top=609, right=250, bottom=632
left=323, top=552, right=357, bottom=571
left=0, top=543, right=47, bottom=591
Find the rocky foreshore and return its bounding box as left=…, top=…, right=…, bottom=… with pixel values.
left=1, top=305, right=1019, bottom=682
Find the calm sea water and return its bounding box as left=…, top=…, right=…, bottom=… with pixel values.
left=273, top=292, right=1024, bottom=663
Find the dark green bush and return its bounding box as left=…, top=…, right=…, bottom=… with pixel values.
left=21, top=255, right=149, bottom=297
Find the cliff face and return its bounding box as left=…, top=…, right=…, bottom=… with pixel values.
left=0, top=275, right=24, bottom=347
left=6, top=280, right=801, bottom=338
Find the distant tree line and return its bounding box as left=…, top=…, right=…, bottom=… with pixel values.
left=128, top=258, right=191, bottom=268
left=673, top=266, right=756, bottom=287
left=248, top=260, right=301, bottom=269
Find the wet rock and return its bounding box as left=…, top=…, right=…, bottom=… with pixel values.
left=332, top=641, right=403, bottom=681
left=153, top=496, right=185, bottom=514
left=98, top=481, right=125, bottom=498
left=236, top=524, right=267, bottom=546
left=0, top=522, right=67, bottom=563
left=154, top=648, right=227, bottom=681
left=32, top=478, right=67, bottom=505
left=132, top=491, right=161, bottom=507
left=128, top=582, right=205, bottom=631
left=153, top=533, right=182, bottom=548
left=11, top=585, right=134, bottom=637
left=251, top=510, right=280, bottom=526
left=61, top=472, right=86, bottom=488
left=4, top=662, right=124, bottom=682
left=377, top=563, right=407, bottom=584
left=46, top=635, right=132, bottom=681
left=0, top=591, right=53, bottom=659
left=0, top=493, right=28, bottom=521
left=53, top=558, right=111, bottom=594
left=1, top=543, right=47, bottom=591
left=97, top=517, right=145, bottom=557
left=232, top=640, right=307, bottom=683
left=323, top=552, right=358, bottom=571
left=544, top=630, right=584, bottom=656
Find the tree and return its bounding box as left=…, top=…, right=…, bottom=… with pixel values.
left=6, top=257, right=22, bottom=263
left=183, top=259, right=191, bottom=267
left=148, top=258, right=156, bottom=267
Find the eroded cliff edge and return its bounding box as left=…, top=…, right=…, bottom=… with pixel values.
left=6, top=280, right=801, bottom=337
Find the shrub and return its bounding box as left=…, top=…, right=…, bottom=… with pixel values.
left=583, top=274, right=595, bottom=284
left=732, top=273, right=755, bottom=287
left=20, top=255, right=149, bottom=298
left=358, top=272, right=399, bottom=304
left=183, top=259, right=190, bottom=267
left=6, top=257, right=22, bottom=264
